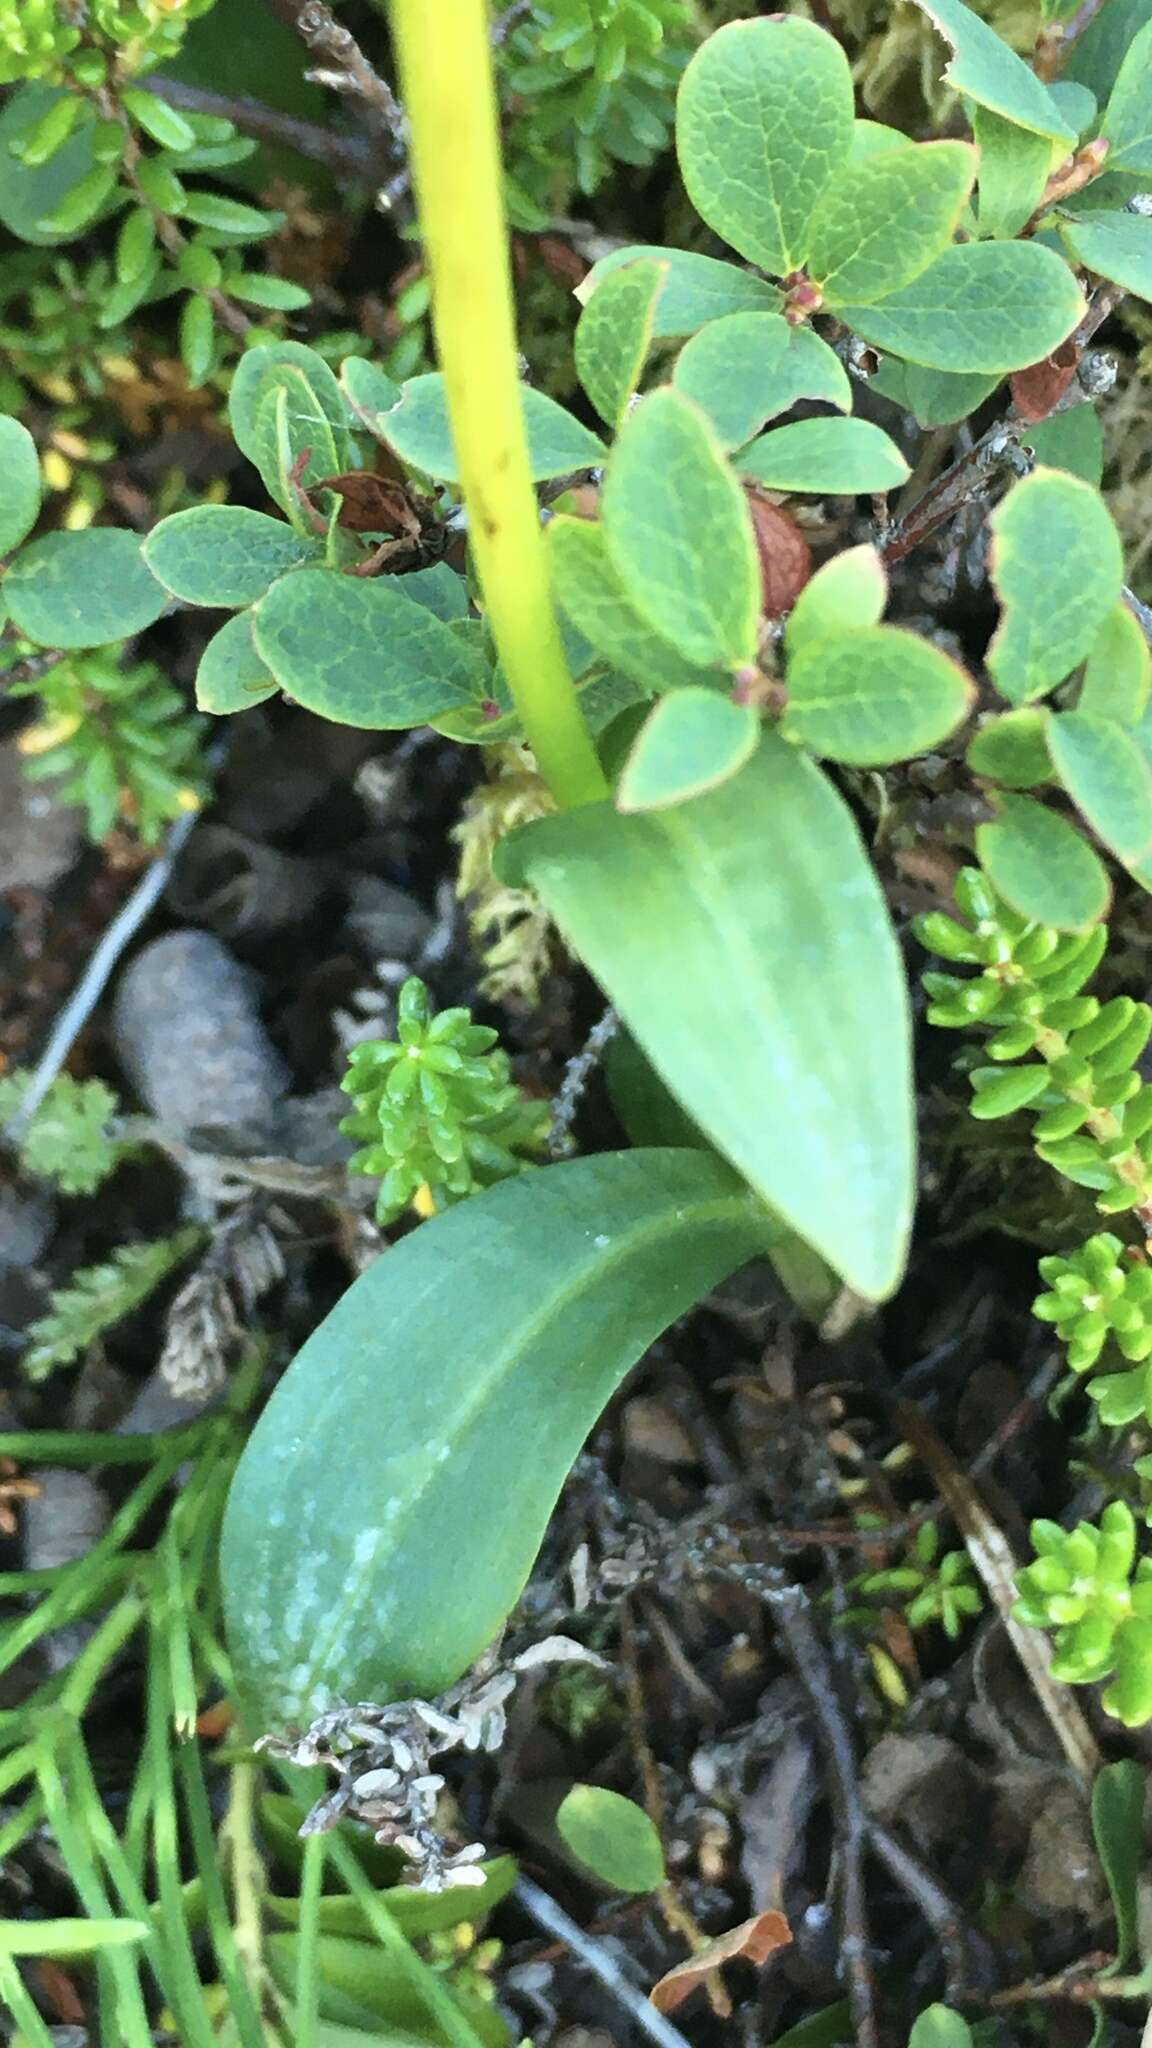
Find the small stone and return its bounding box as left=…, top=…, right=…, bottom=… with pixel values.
left=112, top=930, right=289, bottom=1137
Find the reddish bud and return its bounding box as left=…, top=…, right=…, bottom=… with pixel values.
left=744, top=487, right=812, bottom=618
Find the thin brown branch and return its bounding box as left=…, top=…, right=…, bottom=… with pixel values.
left=146, top=75, right=374, bottom=180
left=266, top=0, right=408, bottom=206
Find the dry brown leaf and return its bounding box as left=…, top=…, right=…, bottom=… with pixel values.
left=1010, top=340, right=1078, bottom=423
left=744, top=489, right=813, bottom=619
left=649, top=1909, right=792, bottom=2012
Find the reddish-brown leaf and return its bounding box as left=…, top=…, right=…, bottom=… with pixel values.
left=649, top=1910, right=792, bottom=2013
left=1011, top=339, right=1078, bottom=423
left=315, top=472, right=422, bottom=536
left=744, top=488, right=812, bottom=619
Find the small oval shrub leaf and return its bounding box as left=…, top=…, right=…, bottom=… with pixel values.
left=1046, top=710, right=1152, bottom=867
left=196, top=612, right=279, bottom=714
left=0, top=415, right=42, bottom=554
left=252, top=570, right=483, bottom=729
left=808, top=141, right=976, bottom=305
left=976, top=793, right=1111, bottom=929
left=784, top=545, right=888, bottom=657
left=575, top=257, right=666, bottom=430
left=144, top=506, right=320, bottom=607
left=549, top=516, right=725, bottom=693
left=908, top=0, right=1077, bottom=137
left=676, top=18, right=854, bottom=276
left=4, top=529, right=167, bottom=648
left=988, top=467, right=1123, bottom=704
left=576, top=245, right=782, bottom=337
left=738, top=417, right=910, bottom=494
left=839, top=241, right=1084, bottom=372
left=617, top=688, right=760, bottom=810
left=381, top=371, right=604, bottom=482
left=1081, top=603, right=1151, bottom=725
left=556, top=1787, right=666, bottom=1893
left=783, top=625, right=973, bottom=764
left=602, top=389, right=759, bottom=668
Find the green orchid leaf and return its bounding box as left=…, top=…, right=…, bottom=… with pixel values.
left=143, top=506, right=321, bottom=607
left=556, top=1788, right=666, bottom=1894
left=676, top=17, right=854, bottom=276
left=229, top=340, right=359, bottom=482
left=784, top=545, right=888, bottom=657
left=576, top=246, right=781, bottom=338
left=976, top=792, right=1111, bottom=928
left=871, top=356, right=1002, bottom=426
left=737, top=417, right=910, bottom=494
left=1046, top=710, right=1152, bottom=866
left=908, top=0, right=1076, bottom=137
left=4, top=529, right=167, bottom=648
left=1080, top=603, right=1151, bottom=724
left=1100, top=17, right=1152, bottom=171
left=673, top=314, right=850, bottom=449
left=251, top=569, right=483, bottom=729
left=575, top=257, right=666, bottom=430
left=0, top=1918, right=149, bottom=1957
left=616, top=687, right=760, bottom=810
left=266, top=1858, right=516, bottom=1939
left=1059, top=210, right=1152, bottom=299
left=973, top=106, right=1055, bottom=239
left=782, top=625, right=973, bottom=763
left=808, top=141, right=976, bottom=304
left=222, top=1148, right=781, bottom=1723
left=380, top=371, right=604, bottom=482
left=1066, top=0, right=1152, bottom=105
left=504, top=737, right=914, bottom=1299
left=601, top=389, right=759, bottom=668
left=967, top=707, right=1053, bottom=787
left=1024, top=406, right=1104, bottom=486
left=0, top=416, right=41, bottom=554
left=549, top=515, right=726, bottom=693
left=988, top=467, right=1123, bottom=704
left=839, top=240, right=1084, bottom=371
left=338, top=355, right=403, bottom=432
left=195, top=612, right=279, bottom=715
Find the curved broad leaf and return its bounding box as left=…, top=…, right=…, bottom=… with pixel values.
left=380, top=372, right=603, bottom=482
left=617, top=688, right=760, bottom=810
left=601, top=389, right=759, bottom=668
left=196, top=612, right=278, bottom=714
left=4, top=529, right=167, bottom=648
left=0, top=416, right=41, bottom=555
left=575, top=257, right=666, bottom=430
left=976, top=792, right=1110, bottom=928
left=1046, top=710, right=1152, bottom=866
left=784, top=545, right=888, bottom=657
left=576, top=245, right=782, bottom=338
left=782, top=625, right=973, bottom=763
left=339, top=355, right=402, bottom=432
left=808, top=142, right=976, bottom=305
left=252, top=373, right=346, bottom=523
left=1023, top=406, right=1104, bottom=485
left=548, top=516, right=725, bottom=693
left=737, top=417, right=910, bottom=494
left=1100, top=17, right=1152, bottom=171
left=871, top=357, right=1002, bottom=427
left=676, top=18, right=854, bottom=276
left=908, top=0, right=1076, bottom=137
left=988, top=467, right=1123, bottom=704
left=143, top=506, right=320, bottom=607
left=221, top=1148, right=779, bottom=1724
left=1059, top=210, right=1152, bottom=298
left=840, top=241, right=1084, bottom=372
left=505, top=737, right=914, bottom=1298
left=252, top=569, right=483, bottom=728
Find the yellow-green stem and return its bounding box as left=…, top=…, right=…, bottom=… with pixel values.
left=388, top=0, right=608, bottom=810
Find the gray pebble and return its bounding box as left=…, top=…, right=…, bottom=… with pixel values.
left=112, top=930, right=290, bottom=1137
